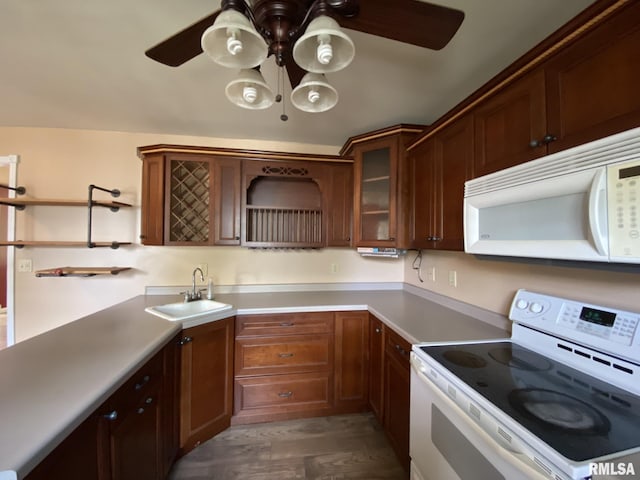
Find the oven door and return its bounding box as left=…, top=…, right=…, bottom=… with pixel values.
left=410, top=354, right=553, bottom=480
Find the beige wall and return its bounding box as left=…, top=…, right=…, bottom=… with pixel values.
left=0, top=127, right=403, bottom=341
left=404, top=250, right=640, bottom=318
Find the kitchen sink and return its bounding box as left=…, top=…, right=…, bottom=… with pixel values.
left=145, top=299, right=233, bottom=321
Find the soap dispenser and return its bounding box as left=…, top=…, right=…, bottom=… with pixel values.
left=206, top=277, right=214, bottom=300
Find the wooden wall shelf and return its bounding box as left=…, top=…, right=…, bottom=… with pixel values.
left=0, top=198, right=131, bottom=210
left=35, top=267, right=131, bottom=277
left=0, top=241, right=131, bottom=249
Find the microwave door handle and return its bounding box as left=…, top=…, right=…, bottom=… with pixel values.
left=588, top=168, right=608, bottom=257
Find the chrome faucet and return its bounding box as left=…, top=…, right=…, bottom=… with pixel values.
left=183, top=267, right=205, bottom=302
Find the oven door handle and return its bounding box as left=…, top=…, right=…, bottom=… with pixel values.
left=411, top=357, right=555, bottom=479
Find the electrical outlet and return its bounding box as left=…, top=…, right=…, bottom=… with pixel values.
left=448, top=270, right=457, bottom=287
left=427, top=266, right=436, bottom=282
left=331, top=263, right=339, bottom=274
left=18, top=259, right=33, bottom=273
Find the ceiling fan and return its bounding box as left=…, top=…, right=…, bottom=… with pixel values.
left=145, top=0, right=464, bottom=113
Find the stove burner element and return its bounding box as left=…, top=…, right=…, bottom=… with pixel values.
left=443, top=349, right=487, bottom=368
left=489, top=346, right=552, bottom=371
left=509, top=389, right=611, bottom=435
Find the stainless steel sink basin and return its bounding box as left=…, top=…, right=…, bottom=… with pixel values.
left=145, top=299, right=233, bottom=321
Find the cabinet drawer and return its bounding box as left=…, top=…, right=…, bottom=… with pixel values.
left=236, top=312, right=333, bottom=337
left=234, top=372, right=332, bottom=413
left=385, top=328, right=411, bottom=369
left=235, top=334, right=332, bottom=376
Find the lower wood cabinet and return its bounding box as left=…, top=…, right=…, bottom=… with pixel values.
left=383, top=327, right=411, bottom=471
left=232, top=311, right=370, bottom=424
left=177, top=317, right=234, bottom=456
left=25, top=335, right=180, bottom=480
left=367, top=314, right=411, bottom=472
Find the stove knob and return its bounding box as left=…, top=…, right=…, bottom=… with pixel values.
left=516, top=299, right=529, bottom=310
left=529, top=302, right=543, bottom=314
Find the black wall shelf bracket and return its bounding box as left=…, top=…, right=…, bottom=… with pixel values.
left=87, top=184, right=123, bottom=249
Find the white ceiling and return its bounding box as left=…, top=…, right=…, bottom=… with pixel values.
left=0, top=0, right=596, bottom=148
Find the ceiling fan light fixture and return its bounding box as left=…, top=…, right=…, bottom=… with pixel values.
left=225, top=68, right=275, bottom=110
left=201, top=9, right=268, bottom=69
left=291, top=73, right=338, bottom=113
left=293, top=15, right=355, bottom=73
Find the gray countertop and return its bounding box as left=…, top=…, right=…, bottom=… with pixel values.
left=0, top=286, right=509, bottom=479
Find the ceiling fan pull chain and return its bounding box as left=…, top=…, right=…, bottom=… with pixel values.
left=280, top=66, right=288, bottom=121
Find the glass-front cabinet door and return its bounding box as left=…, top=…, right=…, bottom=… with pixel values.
left=354, top=136, right=399, bottom=246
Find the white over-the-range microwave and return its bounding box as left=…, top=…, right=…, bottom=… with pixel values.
left=464, top=127, right=640, bottom=264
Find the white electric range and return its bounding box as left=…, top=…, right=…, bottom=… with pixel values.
left=410, top=289, right=640, bottom=480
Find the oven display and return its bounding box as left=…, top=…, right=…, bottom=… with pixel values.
left=580, top=307, right=617, bottom=327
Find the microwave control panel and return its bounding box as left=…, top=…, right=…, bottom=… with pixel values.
left=608, top=159, right=640, bottom=262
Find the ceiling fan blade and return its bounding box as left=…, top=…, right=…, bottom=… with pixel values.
left=337, top=0, right=464, bottom=50
left=284, top=57, right=307, bottom=88
left=145, top=11, right=221, bottom=67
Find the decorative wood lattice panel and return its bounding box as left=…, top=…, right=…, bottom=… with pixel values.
left=169, top=160, right=209, bottom=242
left=246, top=207, right=323, bottom=247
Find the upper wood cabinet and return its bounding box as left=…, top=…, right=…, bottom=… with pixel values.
left=326, top=164, right=353, bottom=247
left=344, top=125, right=424, bottom=248
left=138, top=151, right=241, bottom=246
left=411, top=115, right=473, bottom=251
left=544, top=0, right=640, bottom=154
left=138, top=146, right=351, bottom=249
left=473, top=69, right=547, bottom=177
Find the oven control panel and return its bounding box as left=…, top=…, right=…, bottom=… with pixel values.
left=510, top=289, right=639, bottom=362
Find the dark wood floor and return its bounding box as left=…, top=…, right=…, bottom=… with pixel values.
left=168, top=413, right=408, bottom=480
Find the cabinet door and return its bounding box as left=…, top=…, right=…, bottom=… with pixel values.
left=432, top=115, right=474, bottom=250
left=383, top=328, right=411, bottom=471
left=353, top=136, right=399, bottom=246
left=334, top=311, right=369, bottom=412
left=24, top=414, right=102, bottom=480
left=213, top=157, right=241, bottom=245
left=179, top=317, right=234, bottom=455
left=410, top=139, right=436, bottom=249
left=140, top=154, right=165, bottom=246
left=368, top=315, right=385, bottom=423
left=326, top=164, right=353, bottom=247
left=474, top=69, right=547, bottom=177
left=545, top=1, right=640, bottom=154
left=108, top=384, right=162, bottom=480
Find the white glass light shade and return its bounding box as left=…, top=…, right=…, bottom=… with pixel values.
left=201, top=9, right=268, bottom=69
left=291, top=73, right=338, bottom=112
left=293, top=16, right=355, bottom=73
left=225, top=69, right=275, bottom=110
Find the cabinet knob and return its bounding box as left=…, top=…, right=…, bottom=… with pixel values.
left=103, top=410, right=118, bottom=421
left=375, top=327, right=381, bottom=334
left=135, top=375, right=151, bottom=390
left=530, top=134, right=557, bottom=148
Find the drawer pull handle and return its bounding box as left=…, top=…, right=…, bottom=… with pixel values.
left=145, top=397, right=154, bottom=405
left=137, top=407, right=145, bottom=414
left=280, top=322, right=294, bottom=327
left=135, top=375, right=151, bottom=390
left=395, top=344, right=408, bottom=355
left=179, top=336, right=193, bottom=346
left=278, top=391, right=293, bottom=398
left=278, top=352, right=294, bottom=358
left=103, top=410, right=118, bottom=421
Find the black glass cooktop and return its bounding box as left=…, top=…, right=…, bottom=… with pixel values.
left=420, top=341, right=640, bottom=462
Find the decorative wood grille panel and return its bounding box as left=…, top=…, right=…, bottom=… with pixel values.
left=246, top=207, right=323, bottom=246
left=169, top=160, right=210, bottom=242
